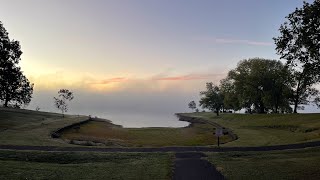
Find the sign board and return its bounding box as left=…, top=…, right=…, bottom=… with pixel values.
left=215, top=128, right=223, bottom=137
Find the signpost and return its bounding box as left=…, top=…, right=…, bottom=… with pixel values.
left=215, top=128, right=223, bottom=147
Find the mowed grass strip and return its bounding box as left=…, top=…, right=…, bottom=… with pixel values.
left=0, top=108, right=88, bottom=146
left=60, top=120, right=232, bottom=147
left=0, top=150, right=172, bottom=180
left=0, top=107, right=62, bottom=130
left=206, top=147, right=320, bottom=180
left=182, top=112, right=320, bottom=147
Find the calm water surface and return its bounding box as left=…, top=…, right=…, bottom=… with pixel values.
left=28, top=91, right=194, bottom=128
left=93, top=112, right=189, bottom=128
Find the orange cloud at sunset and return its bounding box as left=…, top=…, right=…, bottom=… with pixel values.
left=90, top=77, right=128, bottom=85
left=88, top=77, right=128, bottom=91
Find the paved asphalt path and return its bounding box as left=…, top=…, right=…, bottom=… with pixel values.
left=1, top=140, right=320, bottom=152
left=173, top=152, right=225, bottom=180
left=2, top=142, right=320, bottom=180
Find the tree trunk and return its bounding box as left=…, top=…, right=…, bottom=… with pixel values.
left=293, top=89, right=300, bottom=113
left=4, top=93, right=10, bottom=107
left=258, top=99, right=265, bottom=113
left=4, top=99, right=8, bottom=107
left=293, top=77, right=302, bottom=114
left=293, top=97, right=299, bottom=113
left=216, top=108, right=219, bottom=116
left=259, top=105, right=265, bottom=114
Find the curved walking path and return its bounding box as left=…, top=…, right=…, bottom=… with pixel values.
left=173, top=152, right=225, bottom=180
left=2, top=117, right=320, bottom=180
left=1, top=140, right=320, bottom=152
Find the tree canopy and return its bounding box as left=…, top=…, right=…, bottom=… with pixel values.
left=199, top=82, right=223, bottom=116
left=227, top=58, right=292, bottom=113
left=0, top=21, right=33, bottom=108
left=274, top=0, right=320, bottom=113
left=188, top=101, right=197, bottom=112
left=199, top=58, right=295, bottom=114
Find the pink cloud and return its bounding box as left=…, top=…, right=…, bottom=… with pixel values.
left=194, top=37, right=273, bottom=46
left=215, top=38, right=272, bottom=46
left=154, top=73, right=224, bottom=81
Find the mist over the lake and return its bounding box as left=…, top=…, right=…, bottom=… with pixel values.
left=27, top=89, right=201, bottom=127
left=27, top=86, right=319, bottom=128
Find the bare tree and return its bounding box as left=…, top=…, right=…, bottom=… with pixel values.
left=54, top=89, right=74, bottom=117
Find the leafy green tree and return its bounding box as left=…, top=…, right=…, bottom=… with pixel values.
left=54, top=89, right=74, bottom=117
left=274, top=0, right=320, bottom=113
left=199, top=82, right=223, bottom=116
left=260, top=62, right=293, bottom=113
left=188, top=101, right=197, bottom=112
left=228, top=58, right=292, bottom=113
left=0, top=21, right=33, bottom=107
left=219, top=78, right=240, bottom=112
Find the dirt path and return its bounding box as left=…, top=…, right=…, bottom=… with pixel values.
left=173, top=152, right=225, bottom=180
left=1, top=140, right=320, bottom=152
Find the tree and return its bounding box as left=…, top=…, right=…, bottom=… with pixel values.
left=199, top=82, right=223, bottom=116
left=219, top=77, right=240, bottom=112
left=274, top=0, right=320, bottom=113
left=0, top=21, right=33, bottom=108
left=227, top=58, right=292, bottom=113
left=188, top=101, right=197, bottom=112
left=54, top=89, right=74, bottom=117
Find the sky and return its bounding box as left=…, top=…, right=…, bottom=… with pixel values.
left=0, top=0, right=318, bottom=125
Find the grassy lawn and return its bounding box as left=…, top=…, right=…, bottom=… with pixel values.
left=60, top=120, right=232, bottom=147
left=0, top=150, right=172, bottom=180
left=0, top=107, right=88, bottom=146
left=0, top=108, right=232, bottom=147
left=2, top=108, right=320, bottom=148
left=182, top=112, right=320, bottom=147
left=3, top=108, right=320, bottom=179
left=206, top=147, right=320, bottom=180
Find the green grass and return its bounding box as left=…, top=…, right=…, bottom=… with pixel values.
left=3, top=108, right=320, bottom=179
left=0, top=107, right=62, bottom=130
left=206, top=147, right=320, bottom=180
left=182, top=112, right=320, bottom=147
left=0, top=108, right=232, bottom=147
left=0, top=150, right=172, bottom=180
left=2, top=108, right=320, bottom=148
left=0, top=107, right=88, bottom=146
left=60, top=120, right=232, bottom=147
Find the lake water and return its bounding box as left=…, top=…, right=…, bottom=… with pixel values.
left=28, top=90, right=194, bottom=128
left=98, top=113, right=189, bottom=128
